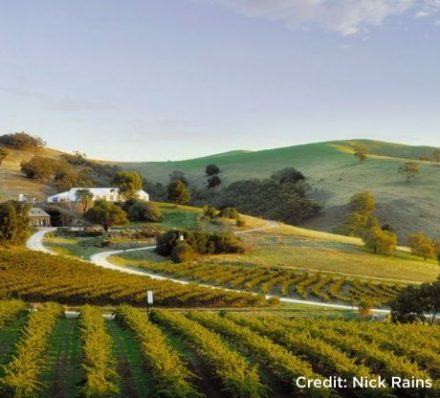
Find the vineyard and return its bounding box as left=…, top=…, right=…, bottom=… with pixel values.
left=0, top=250, right=268, bottom=308
left=112, top=256, right=405, bottom=306
left=0, top=299, right=438, bottom=398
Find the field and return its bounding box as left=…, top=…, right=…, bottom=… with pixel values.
left=0, top=250, right=268, bottom=308
left=42, top=201, right=439, bottom=307
left=0, top=300, right=438, bottom=398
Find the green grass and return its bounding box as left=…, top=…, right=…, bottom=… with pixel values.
left=115, top=139, right=440, bottom=241
left=236, top=233, right=439, bottom=283
left=37, top=317, right=83, bottom=398
left=43, top=236, right=108, bottom=260
left=106, top=319, right=153, bottom=398
left=156, top=203, right=200, bottom=230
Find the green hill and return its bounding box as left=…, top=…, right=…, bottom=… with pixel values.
left=2, top=139, right=440, bottom=241
left=118, top=139, right=440, bottom=241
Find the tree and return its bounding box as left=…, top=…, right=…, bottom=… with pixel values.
left=391, top=278, right=440, bottom=324
left=363, top=226, right=397, bottom=255
left=0, top=201, right=30, bottom=245
left=433, top=149, right=440, bottom=162
left=353, top=145, right=368, bottom=162
left=0, top=148, right=9, bottom=166
left=342, top=212, right=379, bottom=237
left=349, top=191, right=375, bottom=214
left=169, top=171, right=188, bottom=187
left=271, top=168, right=305, bottom=184
left=76, top=189, right=94, bottom=216
left=205, top=164, right=220, bottom=176
left=398, top=162, right=420, bottom=182
left=407, top=231, right=438, bottom=261
left=85, top=200, right=127, bottom=231
left=20, top=156, right=60, bottom=181
left=167, top=180, right=190, bottom=205
left=207, top=175, right=222, bottom=189
left=112, top=171, right=143, bottom=201
left=126, top=200, right=162, bottom=222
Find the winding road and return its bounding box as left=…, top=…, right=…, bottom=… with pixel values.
left=26, top=227, right=390, bottom=314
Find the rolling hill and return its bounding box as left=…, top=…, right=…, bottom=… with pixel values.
left=118, top=139, right=440, bottom=241
left=1, top=139, right=440, bottom=241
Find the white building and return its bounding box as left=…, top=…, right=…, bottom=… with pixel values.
left=47, top=187, right=149, bottom=203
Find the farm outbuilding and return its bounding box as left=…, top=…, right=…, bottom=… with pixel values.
left=28, top=207, right=51, bottom=227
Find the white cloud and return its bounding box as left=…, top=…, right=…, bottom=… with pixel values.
left=415, top=10, right=430, bottom=17
left=207, top=0, right=440, bottom=35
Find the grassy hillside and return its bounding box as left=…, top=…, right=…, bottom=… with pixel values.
left=2, top=139, right=440, bottom=240
left=118, top=140, right=440, bottom=241
left=0, top=145, right=61, bottom=201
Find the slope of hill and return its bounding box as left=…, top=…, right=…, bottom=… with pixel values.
left=0, top=145, right=61, bottom=201
left=119, top=140, right=440, bottom=240
left=2, top=139, right=440, bottom=240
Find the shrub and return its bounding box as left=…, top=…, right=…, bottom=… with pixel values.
left=0, top=132, right=45, bottom=149
left=236, top=218, right=245, bottom=227
left=171, top=243, right=194, bottom=263
left=156, top=230, right=245, bottom=257
left=219, top=207, right=240, bottom=220
left=202, top=205, right=218, bottom=220
left=125, top=200, right=162, bottom=222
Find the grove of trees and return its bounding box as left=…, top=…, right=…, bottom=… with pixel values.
left=407, top=231, right=438, bottom=261
left=156, top=230, right=245, bottom=260
left=215, top=168, right=320, bottom=225
left=341, top=191, right=397, bottom=255
left=0, top=132, right=45, bottom=149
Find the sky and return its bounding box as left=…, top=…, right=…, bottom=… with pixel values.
left=0, top=0, right=439, bottom=161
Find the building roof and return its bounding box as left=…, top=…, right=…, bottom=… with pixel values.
left=47, top=187, right=149, bottom=201
left=29, top=207, right=50, bottom=217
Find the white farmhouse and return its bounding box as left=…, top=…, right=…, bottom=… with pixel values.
left=47, top=187, right=149, bottom=203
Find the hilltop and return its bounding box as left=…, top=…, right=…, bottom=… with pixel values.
left=1, top=138, right=440, bottom=240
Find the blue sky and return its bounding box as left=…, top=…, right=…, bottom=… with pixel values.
left=0, top=0, right=439, bottom=161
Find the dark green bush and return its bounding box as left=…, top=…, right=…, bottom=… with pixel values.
left=125, top=200, right=162, bottom=222
left=156, top=230, right=244, bottom=257
left=170, top=243, right=194, bottom=263
left=219, top=207, right=240, bottom=220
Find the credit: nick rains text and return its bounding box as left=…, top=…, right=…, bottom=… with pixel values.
left=296, top=376, right=433, bottom=389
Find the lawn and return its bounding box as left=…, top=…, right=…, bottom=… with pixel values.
left=43, top=235, right=108, bottom=259
left=217, top=231, right=439, bottom=284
